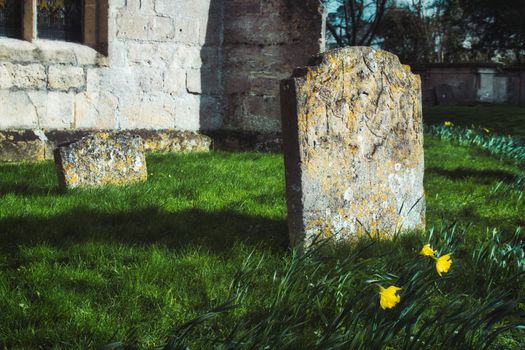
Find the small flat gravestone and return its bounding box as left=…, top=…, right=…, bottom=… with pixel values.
left=54, top=132, right=147, bottom=190
left=281, top=47, right=425, bottom=248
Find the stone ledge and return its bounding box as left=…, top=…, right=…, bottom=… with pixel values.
left=0, top=38, right=108, bottom=67
left=0, top=129, right=211, bottom=162
left=0, top=129, right=286, bottom=162
left=204, top=130, right=283, bottom=153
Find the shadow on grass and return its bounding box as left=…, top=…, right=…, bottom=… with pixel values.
left=0, top=183, right=61, bottom=196
left=426, top=167, right=517, bottom=184
left=430, top=206, right=525, bottom=233
left=0, top=207, right=289, bottom=254
left=0, top=161, right=57, bottom=196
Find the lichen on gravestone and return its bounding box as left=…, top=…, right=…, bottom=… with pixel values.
left=54, top=132, right=148, bottom=190
left=281, top=47, right=426, bottom=248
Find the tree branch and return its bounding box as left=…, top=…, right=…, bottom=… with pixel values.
left=327, top=21, right=346, bottom=47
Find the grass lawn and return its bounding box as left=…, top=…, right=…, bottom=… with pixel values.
left=1, top=130, right=524, bottom=348
left=424, top=105, right=525, bottom=138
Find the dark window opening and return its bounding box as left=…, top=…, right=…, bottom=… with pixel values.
left=0, top=0, right=22, bottom=38
left=37, top=0, right=82, bottom=42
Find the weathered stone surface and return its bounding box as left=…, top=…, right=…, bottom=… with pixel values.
left=0, top=130, right=211, bottom=162
left=223, top=0, right=326, bottom=133
left=0, top=91, right=39, bottom=129
left=0, top=130, right=46, bottom=162
left=205, top=130, right=282, bottom=152
left=133, top=130, right=211, bottom=153
left=0, top=62, right=13, bottom=89
left=48, top=66, right=85, bottom=91
left=54, top=133, right=147, bottom=189
left=11, top=64, right=46, bottom=90
left=29, top=91, right=74, bottom=129
left=0, top=38, right=108, bottom=66
left=281, top=47, right=425, bottom=248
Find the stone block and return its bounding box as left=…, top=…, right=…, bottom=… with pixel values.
left=224, top=0, right=261, bottom=17
left=199, top=16, right=223, bottom=45
left=224, top=16, right=291, bottom=45
left=154, top=0, right=220, bottom=17
left=199, top=95, right=223, bottom=131
left=11, top=64, right=46, bottom=90
left=281, top=47, right=425, bottom=248
left=35, top=40, right=78, bottom=64
left=173, top=16, right=202, bottom=44
left=133, top=130, right=211, bottom=153
left=186, top=69, right=202, bottom=94
left=186, top=69, right=221, bottom=95
left=150, top=16, right=175, bottom=41
left=138, top=68, right=165, bottom=92
left=164, top=68, right=187, bottom=95
left=119, top=93, right=176, bottom=129
left=0, top=91, right=39, bottom=129
left=174, top=93, right=201, bottom=130
left=0, top=129, right=212, bottom=163
left=249, top=76, right=281, bottom=96
left=0, top=130, right=45, bottom=162
left=48, top=65, right=85, bottom=91
left=54, top=133, right=148, bottom=189
left=246, top=95, right=281, bottom=130
left=0, top=63, right=13, bottom=89
left=29, top=91, right=74, bottom=129
left=0, top=40, right=108, bottom=66
left=0, top=37, right=37, bottom=61
left=170, top=45, right=203, bottom=69
left=224, top=74, right=250, bottom=94
left=128, top=42, right=173, bottom=67
left=201, top=46, right=221, bottom=67
left=73, top=92, right=117, bottom=129
left=116, top=15, right=151, bottom=40
left=71, top=43, right=109, bottom=66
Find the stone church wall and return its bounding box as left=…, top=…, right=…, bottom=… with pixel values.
left=0, top=0, right=325, bottom=156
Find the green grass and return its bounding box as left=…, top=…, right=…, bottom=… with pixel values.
left=1, top=134, right=524, bottom=348
left=424, top=105, right=525, bottom=138
left=424, top=137, right=523, bottom=236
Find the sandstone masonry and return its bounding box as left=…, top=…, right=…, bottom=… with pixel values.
left=0, top=0, right=325, bottom=161
left=281, top=47, right=426, bottom=248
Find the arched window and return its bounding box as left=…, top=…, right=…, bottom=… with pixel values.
left=37, top=0, right=82, bottom=42
left=0, top=0, right=22, bottom=38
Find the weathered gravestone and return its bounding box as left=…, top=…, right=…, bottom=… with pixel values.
left=281, top=47, right=425, bottom=248
left=54, top=133, right=147, bottom=190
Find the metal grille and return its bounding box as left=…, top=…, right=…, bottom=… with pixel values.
left=0, top=0, right=22, bottom=38
left=37, top=0, right=82, bottom=42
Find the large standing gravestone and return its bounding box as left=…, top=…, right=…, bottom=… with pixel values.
left=281, top=47, right=425, bottom=248
left=54, top=133, right=147, bottom=190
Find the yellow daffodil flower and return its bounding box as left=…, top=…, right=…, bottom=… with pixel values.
left=444, top=121, right=454, bottom=127
left=379, top=285, right=401, bottom=310
left=420, top=244, right=435, bottom=257
left=435, top=254, right=452, bottom=276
